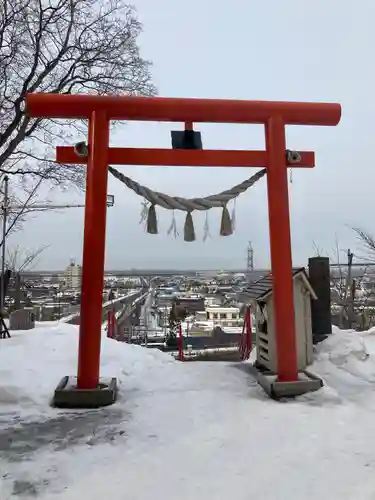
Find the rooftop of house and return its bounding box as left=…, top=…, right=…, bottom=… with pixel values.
left=246, top=269, right=269, bottom=284
left=238, top=267, right=317, bottom=302
left=206, top=305, right=240, bottom=311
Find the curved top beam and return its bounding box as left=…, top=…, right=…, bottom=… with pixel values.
left=26, top=93, right=341, bottom=126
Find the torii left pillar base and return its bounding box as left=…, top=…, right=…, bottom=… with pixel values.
left=52, top=376, right=118, bottom=409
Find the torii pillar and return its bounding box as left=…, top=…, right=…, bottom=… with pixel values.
left=25, top=94, right=341, bottom=406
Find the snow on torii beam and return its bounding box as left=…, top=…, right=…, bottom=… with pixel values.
left=26, top=93, right=341, bottom=393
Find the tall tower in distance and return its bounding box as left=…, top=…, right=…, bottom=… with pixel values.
left=247, top=241, right=254, bottom=273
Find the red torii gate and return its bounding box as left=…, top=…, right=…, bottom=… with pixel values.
left=26, top=94, right=341, bottom=402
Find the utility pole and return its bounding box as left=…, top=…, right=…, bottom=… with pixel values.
left=346, top=249, right=354, bottom=328
left=339, top=248, right=354, bottom=328
left=1, top=176, right=9, bottom=314
left=247, top=241, right=254, bottom=273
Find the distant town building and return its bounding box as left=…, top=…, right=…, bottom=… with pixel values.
left=63, top=259, right=82, bottom=290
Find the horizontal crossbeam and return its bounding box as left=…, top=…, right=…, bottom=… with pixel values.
left=56, top=147, right=315, bottom=168
left=26, top=93, right=341, bottom=126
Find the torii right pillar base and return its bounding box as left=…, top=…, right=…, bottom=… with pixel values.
left=248, top=364, right=323, bottom=400
left=52, top=376, right=118, bottom=409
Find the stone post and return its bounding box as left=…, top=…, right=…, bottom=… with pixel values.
left=308, top=257, right=332, bottom=343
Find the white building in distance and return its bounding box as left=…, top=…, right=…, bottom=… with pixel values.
left=63, top=259, right=82, bottom=290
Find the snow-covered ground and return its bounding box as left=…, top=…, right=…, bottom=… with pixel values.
left=1, top=324, right=375, bottom=499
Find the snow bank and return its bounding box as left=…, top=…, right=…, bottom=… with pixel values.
left=301, top=326, right=375, bottom=404
left=0, top=323, right=176, bottom=421
left=4, top=324, right=375, bottom=499
left=38, top=326, right=375, bottom=500
left=3, top=323, right=375, bottom=420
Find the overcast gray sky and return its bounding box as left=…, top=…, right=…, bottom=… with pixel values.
left=10, top=0, right=375, bottom=270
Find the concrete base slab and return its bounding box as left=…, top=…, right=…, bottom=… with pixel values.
left=52, top=376, right=118, bottom=409
left=247, top=364, right=323, bottom=399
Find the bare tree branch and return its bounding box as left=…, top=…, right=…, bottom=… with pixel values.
left=6, top=244, right=49, bottom=272
left=0, top=0, right=156, bottom=191
left=2, top=179, right=44, bottom=243
left=352, top=226, right=375, bottom=263
left=311, top=240, right=325, bottom=257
